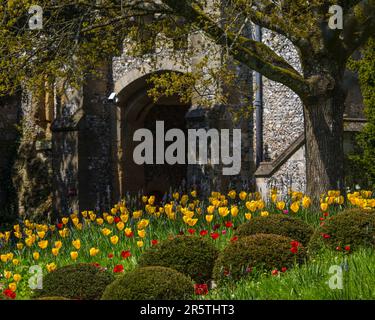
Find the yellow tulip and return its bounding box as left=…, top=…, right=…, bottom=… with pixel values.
left=70, top=251, right=78, bottom=261
left=110, top=235, right=119, bottom=245
left=290, top=201, right=300, bottom=213
left=231, top=206, right=239, bottom=217
left=218, top=207, right=229, bottom=217
left=120, top=214, right=129, bottom=223
left=38, top=240, right=48, bottom=250
left=4, top=270, right=12, bottom=279
left=106, top=216, right=114, bottom=224
left=89, top=248, right=100, bottom=257
left=33, top=252, right=40, bottom=260
left=62, top=217, right=69, bottom=225
left=72, top=239, right=81, bottom=250
left=205, top=215, right=213, bottom=223
left=6, top=253, right=13, bottom=260
left=133, top=210, right=143, bottom=219
left=16, top=242, right=24, bottom=250
left=46, top=263, right=57, bottom=273
left=172, top=192, right=179, bottom=200
left=14, top=231, right=22, bottom=239
left=12, top=259, right=20, bottom=266
left=335, top=196, right=344, bottom=205
left=1, top=254, right=8, bottom=262
left=239, top=191, right=247, bottom=201
left=124, top=228, right=133, bottom=237
left=276, top=201, right=286, bottom=210
left=138, top=230, right=146, bottom=238
left=257, top=200, right=265, bottom=210
left=102, top=228, right=112, bottom=236
left=271, top=193, right=277, bottom=203
left=246, top=201, right=257, bottom=212
left=54, top=241, right=62, bottom=249
left=245, top=213, right=252, bottom=220
left=191, top=190, right=197, bottom=197
left=96, top=218, right=104, bottom=225
left=52, top=248, right=59, bottom=256
left=302, top=196, right=311, bottom=208
left=8, top=282, right=17, bottom=292
left=13, top=274, right=21, bottom=282
left=25, top=237, right=34, bottom=247
left=89, top=212, right=96, bottom=221
left=320, top=202, right=329, bottom=212
left=72, top=217, right=79, bottom=226
left=59, top=228, right=69, bottom=238
left=137, top=241, right=144, bottom=248
left=228, top=190, right=236, bottom=199
left=137, top=219, right=149, bottom=230
left=111, top=208, right=117, bottom=215
left=37, top=231, right=46, bottom=239
left=116, top=221, right=125, bottom=231
left=261, top=211, right=269, bottom=217
left=186, top=218, right=198, bottom=227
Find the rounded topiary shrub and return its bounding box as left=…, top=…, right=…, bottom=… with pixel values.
left=33, top=263, right=115, bottom=300
left=309, top=208, right=375, bottom=253
left=213, top=233, right=307, bottom=285
left=101, top=266, right=194, bottom=300
left=236, top=214, right=314, bottom=246
left=138, top=235, right=219, bottom=283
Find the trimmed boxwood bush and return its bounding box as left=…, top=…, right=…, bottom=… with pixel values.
left=213, top=233, right=307, bottom=285
left=33, top=263, right=115, bottom=300
left=138, top=235, right=219, bottom=283
left=309, top=208, right=375, bottom=253
left=101, top=266, right=194, bottom=300
left=236, top=214, right=314, bottom=246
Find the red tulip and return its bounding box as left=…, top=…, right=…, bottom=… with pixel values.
left=271, top=269, right=279, bottom=276
left=200, top=230, right=208, bottom=236
left=121, top=250, right=131, bottom=259
left=290, top=241, right=301, bottom=248
left=336, top=246, right=341, bottom=251
left=108, top=253, right=114, bottom=259
left=322, top=233, right=331, bottom=239
left=230, top=236, right=239, bottom=242
left=113, top=264, right=124, bottom=273
left=225, top=221, right=233, bottom=228
left=188, top=228, right=196, bottom=234
left=151, top=239, right=158, bottom=246
left=290, top=246, right=298, bottom=254
left=56, top=223, right=63, bottom=230
left=114, top=216, right=121, bottom=223
left=211, top=232, right=219, bottom=240
left=3, top=289, right=16, bottom=299
left=345, top=245, right=351, bottom=252
left=194, top=284, right=208, bottom=295
left=281, top=267, right=288, bottom=273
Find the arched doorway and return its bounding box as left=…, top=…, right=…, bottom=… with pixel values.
left=116, top=71, right=190, bottom=198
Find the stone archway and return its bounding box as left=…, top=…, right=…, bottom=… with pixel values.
left=115, top=71, right=190, bottom=198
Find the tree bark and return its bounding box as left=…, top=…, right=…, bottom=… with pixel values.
left=303, top=84, right=346, bottom=201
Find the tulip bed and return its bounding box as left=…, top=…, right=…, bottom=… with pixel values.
left=0, top=189, right=374, bottom=300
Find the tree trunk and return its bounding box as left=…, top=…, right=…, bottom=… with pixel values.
left=303, top=86, right=346, bottom=201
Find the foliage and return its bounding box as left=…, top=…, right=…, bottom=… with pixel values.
left=138, top=235, right=219, bottom=283
left=309, top=208, right=375, bottom=253
left=348, top=37, right=375, bottom=189
left=0, top=189, right=374, bottom=299
left=101, top=266, right=194, bottom=300
left=33, top=263, right=115, bottom=300
left=236, top=214, right=314, bottom=246
left=206, top=247, right=375, bottom=300
left=213, top=233, right=308, bottom=285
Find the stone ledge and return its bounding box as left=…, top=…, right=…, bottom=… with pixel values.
left=255, top=117, right=367, bottom=178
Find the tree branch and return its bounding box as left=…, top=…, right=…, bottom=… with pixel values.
left=161, top=0, right=310, bottom=97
